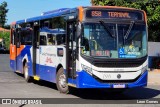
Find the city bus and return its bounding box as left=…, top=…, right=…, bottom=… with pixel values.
left=10, top=6, right=148, bottom=93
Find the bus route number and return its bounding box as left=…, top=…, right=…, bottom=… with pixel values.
left=91, top=11, right=102, bottom=17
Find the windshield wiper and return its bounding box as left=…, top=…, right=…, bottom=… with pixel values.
left=124, top=21, right=135, bottom=39
left=99, top=20, right=116, bottom=38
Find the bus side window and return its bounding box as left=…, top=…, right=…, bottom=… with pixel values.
left=21, top=29, right=32, bottom=45
left=16, top=29, right=21, bottom=48
left=57, top=34, right=65, bottom=45
left=40, top=35, right=47, bottom=45
left=21, top=30, right=25, bottom=45
left=47, top=34, right=55, bottom=45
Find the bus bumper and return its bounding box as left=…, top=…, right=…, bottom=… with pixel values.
left=76, top=70, right=148, bottom=88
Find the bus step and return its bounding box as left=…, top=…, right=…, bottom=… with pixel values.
left=33, top=76, right=40, bottom=81
left=68, top=83, right=76, bottom=88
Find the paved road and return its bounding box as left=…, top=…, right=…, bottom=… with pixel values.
left=0, top=54, right=159, bottom=107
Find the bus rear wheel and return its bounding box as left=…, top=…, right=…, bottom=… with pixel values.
left=56, top=67, right=69, bottom=93
left=23, top=62, right=31, bottom=82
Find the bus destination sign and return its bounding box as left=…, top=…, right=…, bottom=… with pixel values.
left=86, top=10, right=143, bottom=20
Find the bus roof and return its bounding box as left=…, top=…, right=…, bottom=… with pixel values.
left=41, top=8, right=70, bottom=15
left=15, top=7, right=76, bottom=24
left=13, top=6, right=144, bottom=24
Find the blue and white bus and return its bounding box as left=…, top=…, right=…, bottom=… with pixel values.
left=10, top=6, right=148, bottom=93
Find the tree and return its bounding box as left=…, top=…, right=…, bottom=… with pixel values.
left=0, top=1, right=9, bottom=50
left=0, top=32, right=10, bottom=50
left=0, top=1, right=9, bottom=27
left=91, top=0, right=160, bottom=42
left=4, top=24, right=10, bottom=29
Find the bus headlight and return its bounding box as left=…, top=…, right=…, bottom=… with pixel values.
left=81, top=64, right=92, bottom=75
left=141, top=65, right=147, bottom=74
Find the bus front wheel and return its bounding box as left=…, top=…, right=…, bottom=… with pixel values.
left=23, top=62, right=31, bottom=82
left=56, top=67, right=69, bottom=94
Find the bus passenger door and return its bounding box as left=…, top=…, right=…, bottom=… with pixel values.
left=66, top=21, right=77, bottom=81
left=33, top=25, right=39, bottom=77
left=15, top=29, right=22, bottom=72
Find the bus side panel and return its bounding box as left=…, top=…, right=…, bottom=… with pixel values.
left=36, top=46, right=54, bottom=82
left=21, top=45, right=33, bottom=76
left=37, top=46, right=66, bottom=83
left=10, top=44, right=16, bottom=71
left=36, top=46, right=56, bottom=82
left=15, top=45, right=25, bottom=73
left=37, top=64, right=56, bottom=82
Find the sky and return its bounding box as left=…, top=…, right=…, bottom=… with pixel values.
left=0, top=0, right=90, bottom=24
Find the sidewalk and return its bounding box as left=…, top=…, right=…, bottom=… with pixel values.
left=148, top=69, right=160, bottom=85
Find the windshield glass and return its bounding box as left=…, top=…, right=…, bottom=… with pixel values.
left=81, top=22, right=147, bottom=59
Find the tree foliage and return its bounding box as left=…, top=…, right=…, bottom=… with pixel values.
left=0, top=32, right=10, bottom=50
left=0, top=1, right=8, bottom=27
left=4, top=24, right=10, bottom=29
left=92, top=0, right=160, bottom=42
left=0, top=1, right=9, bottom=50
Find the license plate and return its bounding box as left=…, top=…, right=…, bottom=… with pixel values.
left=113, top=84, right=125, bottom=88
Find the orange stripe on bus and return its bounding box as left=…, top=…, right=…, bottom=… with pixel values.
left=78, top=6, right=84, bottom=22
left=142, top=10, right=147, bottom=23
left=10, top=45, right=16, bottom=60
left=10, top=45, right=25, bottom=60
left=91, top=6, right=137, bottom=10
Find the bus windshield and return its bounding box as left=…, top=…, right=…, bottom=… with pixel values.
left=81, top=22, right=147, bottom=59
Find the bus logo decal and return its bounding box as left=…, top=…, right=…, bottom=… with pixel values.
left=103, top=74, right=111, bottom=79
left=117, top=74, right=121, bottom=79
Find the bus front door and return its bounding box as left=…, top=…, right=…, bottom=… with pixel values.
left=66, top=21, right=77, bottom=82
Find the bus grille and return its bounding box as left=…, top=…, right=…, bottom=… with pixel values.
left=93, top=75, right=141, bottom=84
left=93, top=62, right=142, bottom=68
left=93, top=57, right=147, bottom=68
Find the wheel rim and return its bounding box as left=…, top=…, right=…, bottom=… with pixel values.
left=59, top=73, right=67, bottom=88
left=24, top=65, right=28, bottom=79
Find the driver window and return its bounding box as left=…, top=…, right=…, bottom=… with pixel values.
left=47, top=34, right=55, bottom=45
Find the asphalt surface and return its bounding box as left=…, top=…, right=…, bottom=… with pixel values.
left=0, top=54, right=160, bottom=107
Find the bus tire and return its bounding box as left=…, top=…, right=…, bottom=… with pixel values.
left=23, top=62, right=31, bottom=82
left=56, top=67, right=69, bottom=94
